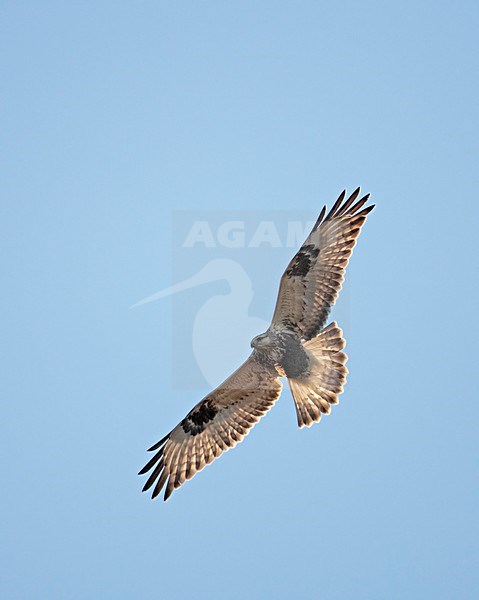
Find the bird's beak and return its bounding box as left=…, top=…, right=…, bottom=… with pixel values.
left=131, top=268, right=217, bottom=308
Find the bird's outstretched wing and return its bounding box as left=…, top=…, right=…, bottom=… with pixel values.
left=139, top=354, right=282, bottom=501
left=271, top=188, right=374, bottom=340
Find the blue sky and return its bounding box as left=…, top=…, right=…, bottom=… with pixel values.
left=2, top=2, right=478, bottom=599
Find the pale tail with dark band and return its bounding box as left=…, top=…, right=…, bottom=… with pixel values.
left=288, top=322, right=348, bottom=428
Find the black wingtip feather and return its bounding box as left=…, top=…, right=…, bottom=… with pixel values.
left=138, top=448, right=163, bottom=475
left=348, top=187, right=361, bottom=204
left=141, top=458, right=166, bottom=491
left=151, top=470, right=169, bottom=499
left=313, top=205, right=326, bottom=230
left=347, top=194, right=371, bottom=216
left=336, top=187, right=361, bottom=217
left=356, top=204, right=375, bottom=217
left=318, top=189, right=374, bottom=227
left=148, top=434, right=169, bottom=452
left=325, top=190, right=346, bottom=221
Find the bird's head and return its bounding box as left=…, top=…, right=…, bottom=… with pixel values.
left=251, top=331, right=273, bottom=349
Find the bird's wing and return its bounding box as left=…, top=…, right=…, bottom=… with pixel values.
left=271, top=188, right=374, bottom=340
left=139, top=354, right=282, bottom=501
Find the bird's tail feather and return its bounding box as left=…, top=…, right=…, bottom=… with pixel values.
left=288, top=322, right=348, bottom=428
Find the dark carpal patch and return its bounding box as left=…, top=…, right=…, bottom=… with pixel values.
left=286, top=244, right=319, bottom=277
left=181, top=401, right=218, bottom=436
left=281, top=317, right=298, bottom=331
left=279, top=334, right=310, bottom=378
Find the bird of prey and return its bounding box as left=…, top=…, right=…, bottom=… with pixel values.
left=139, top=188, right=374, bottom=501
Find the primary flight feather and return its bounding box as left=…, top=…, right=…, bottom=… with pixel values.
left=139, top=188, right=374, bottom=500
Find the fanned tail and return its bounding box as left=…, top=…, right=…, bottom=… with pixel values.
left=288, top=322, right=348, bottom=428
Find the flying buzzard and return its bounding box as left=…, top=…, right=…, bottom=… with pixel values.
left=139, top=188, right=374, bottom=500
